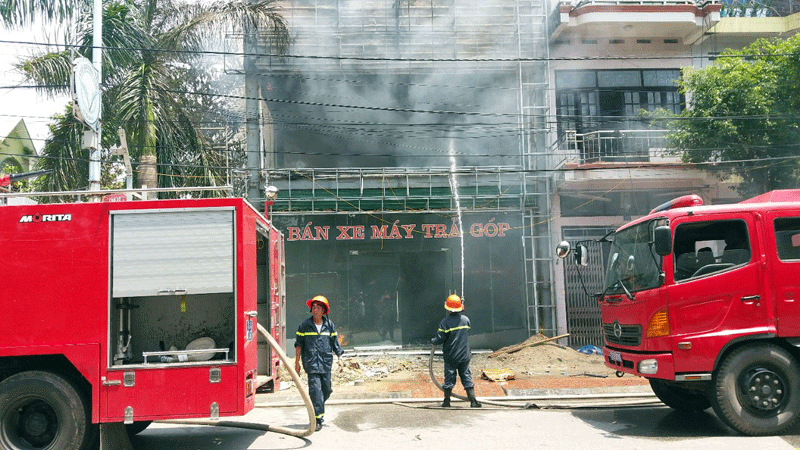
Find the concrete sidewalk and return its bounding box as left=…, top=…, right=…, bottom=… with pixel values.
left=259, top=371, right=653, bottom=406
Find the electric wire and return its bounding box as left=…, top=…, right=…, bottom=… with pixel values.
left=3, top=149, right=797, bottom=176
left=3, top=38, right=798, bottom=63
left=2, top=33, right=797, bottom=206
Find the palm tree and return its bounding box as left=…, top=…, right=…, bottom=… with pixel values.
left=1, top=0, right=289, bottom=194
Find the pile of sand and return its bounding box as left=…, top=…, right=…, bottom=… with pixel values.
left=281, top=334, right=614, bottom=386
left=473, top=334, right=611, bottom=378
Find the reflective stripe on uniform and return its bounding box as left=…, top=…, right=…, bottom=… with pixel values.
left=437, top=325, right=470, bottom=333
left=296, top=331, right=337, bottom=336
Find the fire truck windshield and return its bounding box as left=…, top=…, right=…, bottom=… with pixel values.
left=603, top=220, right=662, bottom=296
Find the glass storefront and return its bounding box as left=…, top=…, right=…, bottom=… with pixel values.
left=272, top=211, right=526, bottom=349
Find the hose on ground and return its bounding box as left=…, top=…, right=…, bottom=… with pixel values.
left=428, top=345, right=532, bottom=408
left=167, top=325, right=316, bottom=438
left=256, top=323, right=316, bottom=437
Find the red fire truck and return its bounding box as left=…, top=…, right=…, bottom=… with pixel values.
left=558, top=189, right=800, bottom=435
left=0, top=196, right=286, bottom=449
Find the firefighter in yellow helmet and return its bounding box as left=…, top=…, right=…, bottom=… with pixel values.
left=294, top=295, right=344, bottom=430
left=431, top=294, right=481, bottom=407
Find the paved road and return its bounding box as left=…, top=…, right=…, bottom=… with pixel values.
left=131, top=401, right=800, bottom=450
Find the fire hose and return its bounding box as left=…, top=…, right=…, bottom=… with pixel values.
left=255, top=323, right=316, bottom=437
left=428, top=345, right=534, bottom=408
left=165, top=338, right=520, bottom=440
left=166, top=324, right=316, bottom=438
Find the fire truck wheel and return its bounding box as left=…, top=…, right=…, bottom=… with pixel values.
left=0, top=371, right=92, bottom=450
left=649, top=379, right=711, bottom=411
left=711, top=343, right=800, bottom=436
left=126, top=421, right=152, bottom=436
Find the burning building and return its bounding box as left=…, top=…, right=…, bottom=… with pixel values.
left=238, top=0, right=552, bottom=349
left=235, top=0, right=729, bottom=350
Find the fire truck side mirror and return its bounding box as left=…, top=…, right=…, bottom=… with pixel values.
left=556, top=241, right=589, bottom=266
left=556, top=241, right=571, bottom=259
left=575, top=244, right=588, bottom=266
left=654, top=225, right=672, bottom=256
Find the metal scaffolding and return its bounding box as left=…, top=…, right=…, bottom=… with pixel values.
left=265, top=166, right=525, bottom=214
left=250, top=0, right=556, bottom=338
left=515, top=0, right=555, bottom=338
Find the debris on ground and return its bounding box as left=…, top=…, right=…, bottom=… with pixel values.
left=281, top=334, right=616, bottom=387
left=577, top=345, right=604, bottom=355
left=481, top=368, right=516, bottom=382
left=572, top=373, right=609, bottom=378
left=487, top=333, right=570, bottom=357
left=476, top=334, right=611, bottom=378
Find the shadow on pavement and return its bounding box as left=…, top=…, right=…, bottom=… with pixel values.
left=576, top=406, right=800, bottom=444
left=130, top=424, right=312, bottom=450
left=572, top=406, right=737, bottom=439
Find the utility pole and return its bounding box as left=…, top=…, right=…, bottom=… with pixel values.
left=89, top=0, right=103, bottom=192
left=75, top=0, right=102, bottom=195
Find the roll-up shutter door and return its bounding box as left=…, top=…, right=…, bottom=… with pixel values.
left=112, top=209, right=234, bottom=297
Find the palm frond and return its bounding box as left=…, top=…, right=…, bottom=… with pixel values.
left=72, top=1, right=154, bottom=86
left=0, top=0, right=83, bottom=28
left=10, top=0, right=290, bottom=193
left=33, top=105, right=89, bottom=195
left=159, top=0, right=289, bottom=55
left=14, top=50, right=72, bottom=97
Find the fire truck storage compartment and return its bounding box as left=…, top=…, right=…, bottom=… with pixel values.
left=109, top=208, right=236, bottom=366
left=256, top=229, right=272, bottom=375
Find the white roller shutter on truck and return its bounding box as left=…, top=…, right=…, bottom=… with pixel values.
left=111, top=208, right=235, bottom=297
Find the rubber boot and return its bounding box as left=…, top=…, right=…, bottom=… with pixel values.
left=441, top=388, right=452, bottom=407
left=466, top=387, right=482, bottom=408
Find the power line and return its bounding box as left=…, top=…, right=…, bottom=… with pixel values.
left=3, top=150, right=799, bottom=175
left=8, top=79, right=800, bottom=127
left=0, top=39, right=794, bottom=63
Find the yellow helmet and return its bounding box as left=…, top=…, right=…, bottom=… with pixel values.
left=444, top=294, right=464, bottom=312
left=306, top=295, right=330, bottom=314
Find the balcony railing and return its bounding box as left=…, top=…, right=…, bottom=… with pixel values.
left=569, top=0, right=718, bottom=6
left=554, top=129, right=679, bottom=167
left=262, top=166, right=526, bottom=214
left=556, top=0, right=784, bottom=17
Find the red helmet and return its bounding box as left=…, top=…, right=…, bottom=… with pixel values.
left=444, top=294, right=464, bottom=312
left=306, top=295, right=330, bottom=314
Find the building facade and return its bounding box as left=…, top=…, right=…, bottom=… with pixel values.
left=548, top=0, right=733, bottom=347
left=549, top=0, right=800, bottom=346
left=1, top=120, right=35, bottom=174
left=240, top=0, right=783, bottom=349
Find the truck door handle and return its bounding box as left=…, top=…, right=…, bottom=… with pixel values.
left=102, top=379, right=122, bottom=386
left=741, top=295, right=760, bottom=302
left=158, top=289, right=187, bottom=296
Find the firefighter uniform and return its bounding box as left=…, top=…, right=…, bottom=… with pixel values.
left=295, top=315, right=344, bottom=426
left=431, top=312, right=474, bottom=390
left=431, top=294, right=481, bottom=407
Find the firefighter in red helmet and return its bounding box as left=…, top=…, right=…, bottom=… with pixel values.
left=294, top=295, right=344, bottom=431
left=431, top=294, right=481, bottom=407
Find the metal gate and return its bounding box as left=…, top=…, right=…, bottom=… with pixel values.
left=562, top=227, right=613, bottom=348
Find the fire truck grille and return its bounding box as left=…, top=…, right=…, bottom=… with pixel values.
left=603, top=323, right=642, bottom=346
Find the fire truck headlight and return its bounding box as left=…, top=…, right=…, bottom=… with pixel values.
left=638, top=359, right=658, bottom=374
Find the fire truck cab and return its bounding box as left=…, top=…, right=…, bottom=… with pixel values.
left=0, top=196, right=286, bottom=449
left=558, top=189, right=800, bottom=435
